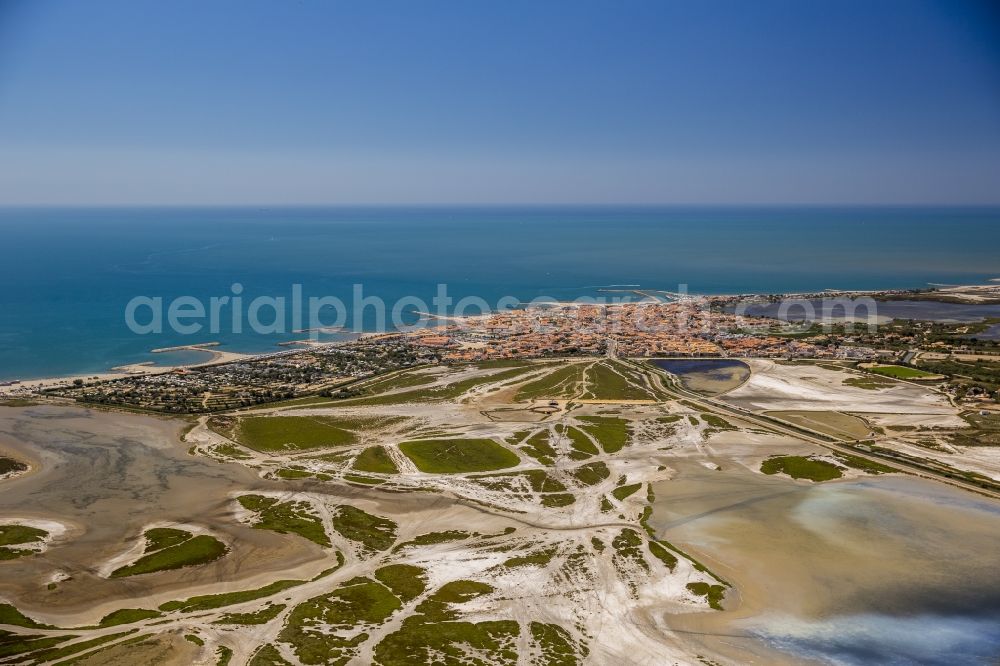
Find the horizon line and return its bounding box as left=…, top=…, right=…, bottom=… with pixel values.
left=2, top=202, right=1000, bottom=209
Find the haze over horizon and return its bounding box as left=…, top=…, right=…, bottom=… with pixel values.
left=1, top=0, right=999, bottom=206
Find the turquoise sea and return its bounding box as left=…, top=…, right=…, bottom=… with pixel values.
left=2, top=206, right=999, bottom=380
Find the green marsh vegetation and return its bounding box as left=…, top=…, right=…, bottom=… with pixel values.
left=867, top=365, right=940, bottom=380
left=570, top=461, right=610, bottom=486
left=214, top=603, right=287, bottom=626
left=576, top=416, right=630, bottom=453
left=96, top=608, right=161, bottom=627
left=280, top=577, right=403, bottom=664
left=514, top=363, right=588, bottom=401
left=686, top=582, right=727, bottom=610
left=0, top=457, right=28, bottom=477
left=374, top=564, right=427, bottom=602
left=760, top=455, right=844, bottom=482
left=530, top=621, right=584, bottom=664
left=564, top=426, right=599, bottom=458
left=517, top=430, right=557, bottom=466
left=231, top=415, right=358, bottom=451
left=580, top=361, right=658, bottom=401
left=399, top=438, right=520, bottom=473
left=111, top=528, right=227, bottom=578
left=237, top=495, right=330, bottom=547
left=374, top=580, right=520, bottom=665
left=330, top=505, right=398, bottom=552
left=340, top=364, right=535, bottom=406
left=351, top=445, right=399, bottom=474
left=0, top=524, right=46, bottom=560
left=844, top=375, right=897, bottom=390
left=611, top=483, right=643, bottom=501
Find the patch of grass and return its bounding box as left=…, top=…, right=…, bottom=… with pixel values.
left=570, top=461, right=610, bottom=486
left=0, top=399, right=42, bottom=407
left=238, top=495, right=330, bottom=547
left=648, top=541, right=678, bottom=571
left=0, top=631, right=71, bottom=659
left=216, top=645, right=234, bottom=666
left=612, top=483, right=642, bottom=501
left=835, top=453, right=896, bottom=475
left=530, top=621, right=584, bottom=664
left=416, top=580, right=494, bottom=621
left=564, top=426, right=599, bottom=457
left=111, top=532, right=227, bottom=578
left=868, top=365, right=940, bottom=380
left=235, top=415, right=357, bottom=452
left=97, top=608, right=161, bottom=627
left=159, top=577, right=312, bottom=613
left=844, top=375, right=896, bottom=390
left=0, top=524, right=46, bottom=560
left=0, top=457, right=28, bottom=476
left=214, top=603, right=286, bottom=625
left=374, top=580, right=519, bottom=665
left=0, top=603, right=53, bottom=628
left=520, top=469, right=568, bottom=493
left=686, top=582, right=726, bottom=610
left=143, top=527, right=191, bottom=552
left=519, top=430, right=557, bottom=466
left=374, top=564, right=427, bottom=602
left=760, top=455, right=843, bottom=482
left=346, top=366, right=535, bottom=406
left=611, top=528, right=648, bottom=580
left=504, top=547, right=557, bottom=569
left=212, top=443, right=252, bottom=459
left=350, top=370, right=437, bottom=396
left=352, top=446, right=399, bottom=474
left=700, top=413, right=735, bottom=430
left=184, top=633, right=204, bottom=646
left=24, top=630, right=135, bottom=664
left=248, top=644, right=292, bottom=665
left=393, top=531, right=471, bottom=551
left=514, top=363, right=588, bottom=401
left=343, top=473, right=385, bottom=485
left=581, top=361, right=657, bottom=401
left=577, top=416, right=629, bottom=453
left=330, top=505, right=398, bottom=552
left=280, top=579, right=402, bottom=664
left=540, top=493, right=576, bottom=507
left=399, top=438, right=520, bottom=473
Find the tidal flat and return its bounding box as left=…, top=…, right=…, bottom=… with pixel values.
left=0, top=405, right=328, bottom=623
left=650, top=460, right=1000, bottom=665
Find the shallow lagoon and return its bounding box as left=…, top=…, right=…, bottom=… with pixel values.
left=737, top=299, right=1000, bottom=323
left=651, top=462, right=1000, bottom=665
left=651, top=358, right=750, bottom=394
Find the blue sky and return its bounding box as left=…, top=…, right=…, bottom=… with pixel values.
left=0, top=0, right=998, bottom=204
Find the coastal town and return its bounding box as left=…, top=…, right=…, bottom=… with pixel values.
left=2, top=291, right=994, bottom=416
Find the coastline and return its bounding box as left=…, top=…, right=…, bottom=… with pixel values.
left=5, top=280, right=999, bottom=395
left=0, top=345, right=252, bottom=397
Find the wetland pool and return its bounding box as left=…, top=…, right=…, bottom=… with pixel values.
left=651, top=358, right=751, bottom=395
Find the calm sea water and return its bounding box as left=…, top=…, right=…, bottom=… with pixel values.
left=738, top=299, right=1000, bottom=322
left=2, top=206, right=999, bottom=380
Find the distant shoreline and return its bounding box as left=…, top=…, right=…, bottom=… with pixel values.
left=2, top=281, right=999, bottom=391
